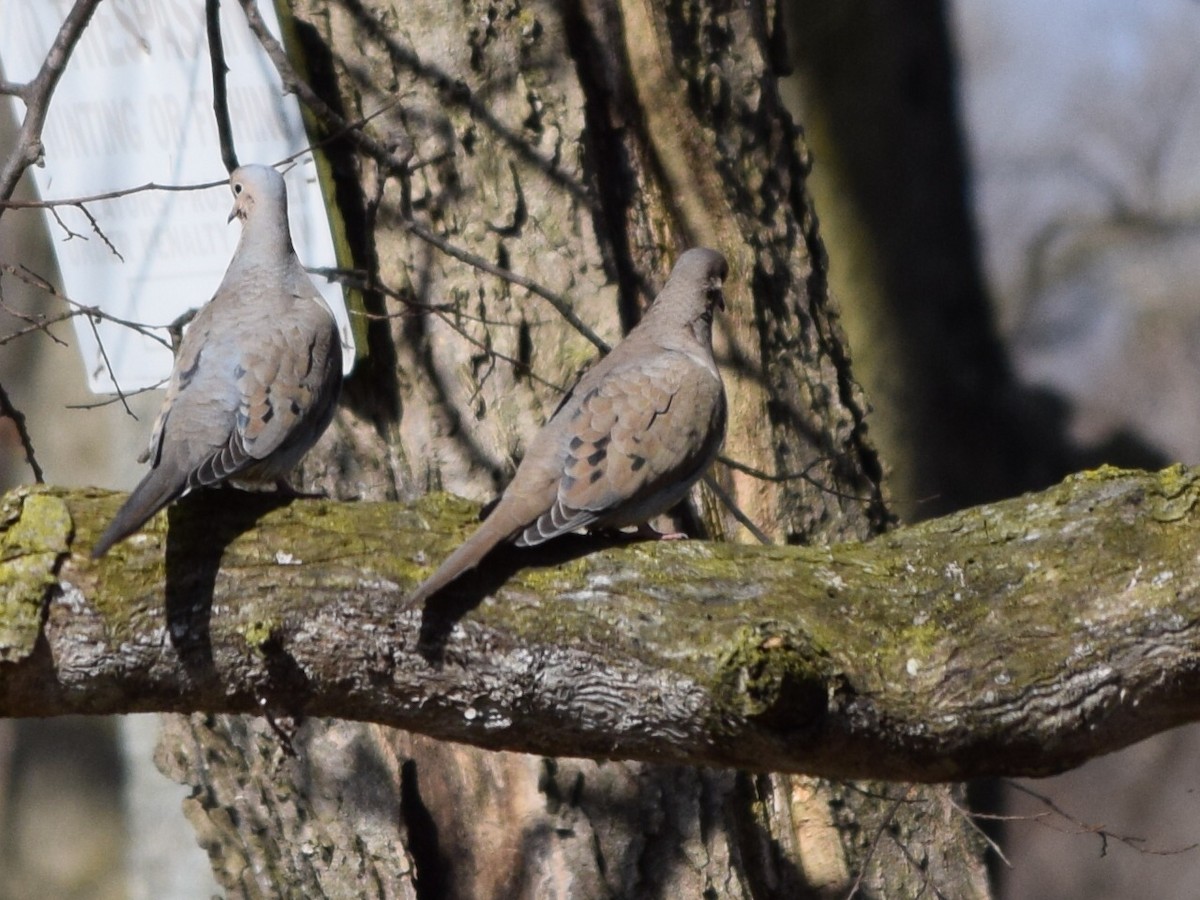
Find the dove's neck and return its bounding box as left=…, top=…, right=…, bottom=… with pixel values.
left=640, top=295, right=714, bottom=348
left=686, top=313, right=714, bottom=350
left=228, top=214, right=296, bottom=278
left=635, top=299, right=718, bottom=377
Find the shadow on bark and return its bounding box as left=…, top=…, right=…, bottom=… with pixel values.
left=164, top=489, right=297, bottom=679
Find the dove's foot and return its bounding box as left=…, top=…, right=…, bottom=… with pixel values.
left=273, top=479, right=327, bottom=500
left=635, top=522, right=689, bottom=541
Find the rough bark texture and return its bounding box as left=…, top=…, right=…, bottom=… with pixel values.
left=4, top=465, right=1199, bottom=782
left=1, top=0, right=994, bottom=895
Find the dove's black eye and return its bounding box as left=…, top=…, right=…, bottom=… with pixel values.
left=233, top=183, right=243, bottom=194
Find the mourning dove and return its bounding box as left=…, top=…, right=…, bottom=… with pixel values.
left=92, top=164, right=343, bottom=557
left=410, top=247, right=728, bottom=603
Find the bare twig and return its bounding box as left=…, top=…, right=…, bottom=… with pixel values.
left=306, top=265, right=419, bottom=312
left=0, top=179, right=227, bottom=210
left=42, top=199, right=125, bottom=266
left=1007, top=781, right=1200, bottom=857
left=701, top=473, right=771, bottom=544
left=946, top=795, right=1014, bottom=869
left=0, top=264, right=173, bottom=349
left=432, top=310, right=568, bottom=396
left=80, top=312, right=136, bottom=417
left=0, top=108, right=409, bottom=213
left=275, top=101, right=414, bottom=171
left=400, top=217, right=610, bottom=352
left=206, top=0, right=239, bottom=173
left=0, top=287, right=71, bottom=347
left=311, top=256, right=608, bottom=359
left=0, top=382, right=44, bottom=483
left=845, top=797, right=904, bottom=900
left=0, top=0, right=104, bottom=209
left=717, top=453, right=871, bottom=503
left=888, top=829, right=943, bottom=899
left=235, top=0, right=609, bottom=353
left=0, top=312, right=71, bottom=348
left=235, top=0, right=413, bottom=175
left=46, top=205, right=86, bottom=242
left=66, top=381, right=166, bottom=410
left=74, top=203, right=124, bottom=262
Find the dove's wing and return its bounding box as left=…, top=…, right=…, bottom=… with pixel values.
left=92, top=165, right=342, bottom=558
left=516, top=350, right=725, bottom=546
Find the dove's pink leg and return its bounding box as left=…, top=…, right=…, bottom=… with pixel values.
left=274, top=479, right=327, bottom=500
left=636, top=522, right=689, bottom=541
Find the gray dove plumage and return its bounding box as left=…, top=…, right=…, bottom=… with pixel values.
left=92, top=164, right=342, bottom=558
left=410, top=247, right=728, bottom=603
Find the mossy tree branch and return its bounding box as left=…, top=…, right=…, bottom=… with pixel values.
left=2, top=465, right=1198, bottom=782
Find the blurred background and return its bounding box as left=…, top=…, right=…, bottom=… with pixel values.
left=4, top=0, right=1200, bottom=896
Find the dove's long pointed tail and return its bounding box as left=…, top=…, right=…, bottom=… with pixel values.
left=91, top=471, right=186, bottom=558
left=408, top=513, right=519, bottom=604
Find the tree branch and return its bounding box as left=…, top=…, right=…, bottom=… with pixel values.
left=0, top=0, right=103, bottom=208
left=234, top=0, right=409, bottom=175
left=0, top=382, right=43, bottom=482
left=206, top=0, right=240, bottom=173
left=3, top=466, right=1199, bottom=782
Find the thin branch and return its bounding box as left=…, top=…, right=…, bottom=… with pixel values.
left=0, top=291, right=71, bottom=348
left=206, top=0, right=239, bottom=173
left=845, top=798, right=903, bottom=900
left=718, top=453, right=870, bottom=503
left=431, top=309, right=570, bottom=396
left=328, top=178, right=610, bottom=354
left=400, top=217, right=610, bottom=352
left=312, top=265, right=554, bottom=332
left=0, top=109, right=411, bottom=213
left=888, top=826, right=944, bottom=900
left=232, top=0, right=609, bottom=353
left=0, top=267, right=150, bottom=419
left=1007, top=781, right=1200, bottom=857
left=0, top=264, right=173, bottom=349
left=0, top=383, right=44, bottom=482
left=66, top=381, right=166, bottom=410
left=82, top=312, right=136, bottom=417
left=0, top=0, right=104, bottom=209
left=701, top=473, right=771, bottom=544
left=0, top=179, right=227, bottom=210
left=46, top=205, right=86, bottom=242
left=275, top=100, right=416, bottom=171
left=74, top=203, right=124, bottom=262
left=307, top=265, right=420, bottom=312
left=235, top=0, right=414, bottom=175
left=947, top=795, right=1013, bottom=869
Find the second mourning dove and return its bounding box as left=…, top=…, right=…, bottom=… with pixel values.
left=92, top=164, right=343, bottom=558
left=410, top=247, right=728, bottom=603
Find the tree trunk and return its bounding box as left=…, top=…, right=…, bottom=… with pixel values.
left=146, top=0, right=988, bottom=895
left=783, top=0, right=1070, bottom=523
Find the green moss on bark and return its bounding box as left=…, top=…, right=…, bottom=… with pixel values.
left=0, top=487, right=72, bottom=662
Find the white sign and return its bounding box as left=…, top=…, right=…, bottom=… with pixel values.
left=0, top=0, right=356, bottom=392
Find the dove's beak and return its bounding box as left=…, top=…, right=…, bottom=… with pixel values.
left=227, top=205, right=237, bottom=224
left=711, top=277, right=726, bottom=312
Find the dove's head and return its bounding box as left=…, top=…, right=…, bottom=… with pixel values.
left=648, top=247, right=728, bottom=328
left=227, top=164, right=289, bottom=226
left=676, top=247, right=727, bottom=312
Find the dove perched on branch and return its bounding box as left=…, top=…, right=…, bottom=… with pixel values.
left=410, top=247, right=728, bottom=603
left=92, top=165, right=343, bottom=558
